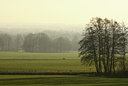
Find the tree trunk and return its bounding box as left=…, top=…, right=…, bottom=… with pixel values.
left=98, top=35, right=102, bottom=73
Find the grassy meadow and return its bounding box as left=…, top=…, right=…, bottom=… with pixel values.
left=0, top=52, right=128, bottom=86
left=0, top=75, right=128, bottom=86
left=0, top=52, right=79, bottom=59
left=0, top=52, right=95, bottom=73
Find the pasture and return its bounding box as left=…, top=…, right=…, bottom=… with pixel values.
left=0, top=52, right=79, bottom=59
left=0, top=52, right=128, bottom=86
left=0, top=52, right=95, bottom=73
left=0, top=75, right=128, bottom=86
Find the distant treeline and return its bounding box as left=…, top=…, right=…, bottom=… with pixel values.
left=0, top=32, right=79, bottom=53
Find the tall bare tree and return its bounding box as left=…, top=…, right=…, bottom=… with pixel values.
left=79, top=17, right=128, bottom=73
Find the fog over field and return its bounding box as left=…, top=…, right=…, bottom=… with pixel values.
left=0, top=24, right=83, bottom=34
left=0, top=23, right=83, bottom=44
left=0, top=23, right=82, bottom=53
left=1, top=0, right=128, bottom=86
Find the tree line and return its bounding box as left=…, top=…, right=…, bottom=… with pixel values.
left=79, top=17, right=128, bottom=73
left=0, top=32, right=79, bottom=53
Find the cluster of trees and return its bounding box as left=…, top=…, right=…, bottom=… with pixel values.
left=0, top=32, right=79, bottom=53
left=79, top=17, right=128, bottom=73
left=0, top=33, right=11, bottom=51
left=23, top=33, right=74, bottom=53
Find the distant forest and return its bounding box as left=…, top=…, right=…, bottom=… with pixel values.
left=0, top=31, right=80, bottom=53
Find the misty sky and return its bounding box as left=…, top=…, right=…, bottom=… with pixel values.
left=0, top=0, right=128, bottom=27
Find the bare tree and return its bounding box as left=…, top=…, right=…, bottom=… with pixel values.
left=79, top=17, right=128, bottom=73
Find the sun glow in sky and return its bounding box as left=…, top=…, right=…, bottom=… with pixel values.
left=0, top=0, right=128, bottom=26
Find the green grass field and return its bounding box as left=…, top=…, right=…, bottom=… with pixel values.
left=0, top=52, right=79, bottom=59
left=0, top=52, right=95, bottom=73
left=0, top=75, right=128, bottom=86
left=0, top=52, right=128, bottom=86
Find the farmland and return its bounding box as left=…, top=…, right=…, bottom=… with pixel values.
left=0, top=75, right=128, bottom=86
left=0, top=52, right=128, bottom=86
left=0, top=52, right=95, bottom=73
left=0, top=52, right=79, bottom=59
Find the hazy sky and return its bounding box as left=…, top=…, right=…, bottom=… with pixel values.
left=0, top=0, right=128, bottom=26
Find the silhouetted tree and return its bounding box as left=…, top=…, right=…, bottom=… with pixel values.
left=79, top=17, right=128, bottom=73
